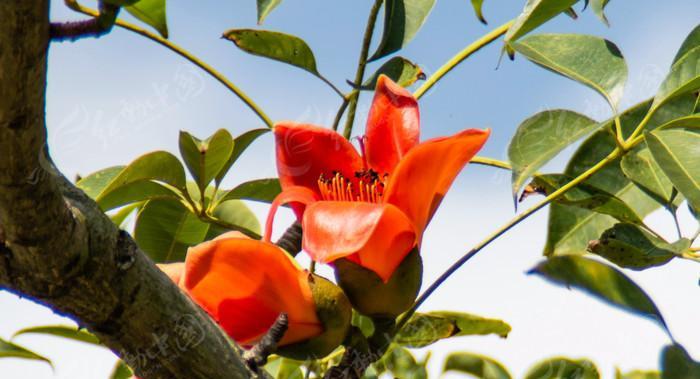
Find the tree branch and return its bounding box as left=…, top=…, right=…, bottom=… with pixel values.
left=0, top=2, right=252, bottom=378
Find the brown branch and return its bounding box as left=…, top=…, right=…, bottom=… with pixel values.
left=50, top=1, right=119, bottom=42
left=0, top=2, right=252, bottom=378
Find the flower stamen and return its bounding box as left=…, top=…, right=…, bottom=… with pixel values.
left=317, top=170, right=385, bottom=203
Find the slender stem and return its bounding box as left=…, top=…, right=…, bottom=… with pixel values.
left=471, top=156, right=511, bottom=170
left=317, top=74, right=347, bottom=99
left=614, top=116, right=626, bottom=148
left=413, top=19, right=514, bottom=100
left=332, top=96, right=351, bottom=131
left=395, top=148, right=622, bottom=331
left=624, top=107, right=655, bottom=147
left=66, top=1, right=275, bottom=129
left=671, top=207, right=683, bottom=240
left=342, top=0, right=384, bottom=139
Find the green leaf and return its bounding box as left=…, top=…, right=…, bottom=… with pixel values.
left=98, top=180, right=180, bottom=211
left=125, top=0, right=168, bottom=38
left=99, top=151, right=186, bottom=199
left=524, top=357, right=599, bottom=379
left=646, top=128, right=700, bottom=213
left=264, top=356, right=304, bottom=379
left=0, top=338, right=52, bottom=366
left=179, top=129, right=235, bottom=192
left=504, top=0, right=579, bottom=42
left=673, top=24, right=700, bottom=65
left=443, top=352, right=512, bottom=379
left=544, top=95, right=696, bottom=256
left=257, top=0, right=283, bottom=24
left=109, top=202, right=141, bottom=228
left=218, top=178, right=281, bottom=204
left=396, top=311, right=510, bottom=348
left=589, top=0, right=610, bottom=26
left=361, top=57, right=425, bottom=90
left=216, top=128, right=269, bottom=185
left=470, top=0, right=487, bottom=24
left=529, top=174, right=644, bottom=224
left=616, top=369, right=661, bottom=379
left=13, top=325, right=100, bottom=346
left=369, top=0, right=437, bottom=61
left=380, top=347, right=429, bottom=379
left=652, top=46, right=700, bottom=110
left=223, top=29, right=319, bottom=75
left=529, top=255, right=669, bottom=333
left=509, top=110, right=599, bottom=198
left=588, top=223, right=689, bottom=270
left=662, top=344, right=700, bottom=379
left=512, top=34, right=627, bottom=109
left=76, top=166, right=125, bottom=200
left=621, top=147, right=677, bottom=206
left=352, top=311, right=375, bottom=338
left=134, top=199, right=210, bottom=262
left=110, top=360, right=134, bottom=379
left=209, top=200, right=261, bottom=237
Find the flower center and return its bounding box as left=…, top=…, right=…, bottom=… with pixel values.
left=317, top=170, right=386, bottom=203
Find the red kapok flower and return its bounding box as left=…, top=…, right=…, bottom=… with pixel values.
left=160, top=232, right=323, bottom=347
left=267, top=75, right=490, bottom=282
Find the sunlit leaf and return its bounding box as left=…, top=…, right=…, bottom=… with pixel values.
left=529, top=174, right=644, bottom=224
left=652, top=46, right=700, bottom=110
left=126, top=0, right=168, bottom=38
left=361, top=57, right=425, bottom=90
left=218, top=178, right=281, bottom=204
left=662, top=344, right=700, bottom=379
left=509, top=110, right=598, bottom=198
left=470, top=0, right=487, bottom=24
left=13, top=325, right=101, bottom=346
left=444, top=352, right=512, bottom=379
left=589, top=0, right=610, bottom=26
left=504, top=0, right=579, bottom=43
left=179, top=129, right=235, bottom=193
left=257, top=0, right=283, bottom=24
left=110, top=202, right=142, bottom=228
left=524, top=357, right=599, bottom=379
left=588, top=223, right=689, bottom=270
left=621, top=147, right=678, bottom=206
left=380, top=347, right=429, bottom=379
left=512, top=34, right=627, bottom=109
left=616, top=369, right=661, bottom=379
left=265, top=356, right=304, bottom=379
left=98, top=151, right=186, bottom=199
left=223, top=29, right=319, bottom=75
left=216, top=128, right=269, bottom=185
left=529, top=255, right=669, bottom=333
left=110, top=360, right=133, bottom=379
left=208, top=199, right=261, bottom=237
left=98, top=181, right=181, bottom=211
left=396, top=311, right=510, bottom=348
left=369, top=0, right=437, bottom=61
left=673, top=24, right=700, bottom=65
left=0, top=338, right=52, bottom=366
left=646, top=128, right=700, bottom=213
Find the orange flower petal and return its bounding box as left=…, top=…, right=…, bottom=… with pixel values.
left=365, top=75, right=420, bottom=175
left=265, top=186, right=319, bottom=241
left=302, top=201, right=416, bottom=282
left=384, top=128, right=490, bottom=238
left=181, top=238, right=322, bottom=346
left=157, top=262, right=185, bottom=286
left=275, top=122, right=363, bottom=196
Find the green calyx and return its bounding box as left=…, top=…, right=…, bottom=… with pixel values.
left=277, top=273, right=352, bottom=360
left=335, top=248, right=423, bottom=319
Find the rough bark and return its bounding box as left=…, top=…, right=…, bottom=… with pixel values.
left=0, top=2, right=252, bottom=378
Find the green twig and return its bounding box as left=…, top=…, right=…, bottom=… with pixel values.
left=342, top=0, right=384, bottom=139
left=65, top=0, right=274, bottom=129
left=413, top=19, right=514, bottom=100
left=395, top=148, right=622, bottom=332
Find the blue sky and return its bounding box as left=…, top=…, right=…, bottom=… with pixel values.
left=1, top=0, right=699, bottom=378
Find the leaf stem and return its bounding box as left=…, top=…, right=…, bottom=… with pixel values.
left=332, top=94, right=352, bottom=131
left=395, top=148, right=622, bottom=332
left=65, top=0, right=275, bottom=129
left=342, top=0, right=385, bottom=139
left=317, top=74, right=347, bottom=99
left=470, top=156, right=511, bottom=170
left=413, top=19, right=514, bottom=100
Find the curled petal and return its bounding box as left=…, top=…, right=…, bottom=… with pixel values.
left=275, top=122, right=363, bottom=195
left=384, top=128, right=490, bottom=238
left=265, top=186, right=319, bottom=242
left=181, top=238, right=322, bottom=346
left=365, top=75, right=420, bottom=175
left=302, top=201, right=416, bottom=282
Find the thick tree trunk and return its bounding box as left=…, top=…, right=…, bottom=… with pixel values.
left=0, top=2, right=252, bottom=378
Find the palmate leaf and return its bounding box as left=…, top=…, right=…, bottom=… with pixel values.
left=369, top=0, right=437, bottom=61
left=443, top=352, right=512, bottom=379
left=509, top=110, right=599, bottom=200
left=524, top=357, right=599, bottom=379
left=529, top=255, right=669, bottom=334
left=544, top=94, right=696, bottom=256
left=512, top=34, right=627, bottom=109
